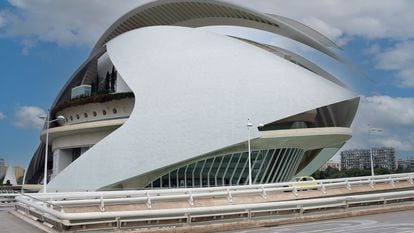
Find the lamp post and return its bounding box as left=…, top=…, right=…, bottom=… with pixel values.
left=247, top=119, right=264, bottom=186
left=40, top=111, right=65, bottom=193
left=368, top=126, right=383, bottom=177
left=247, top=119, right=253, bottom=185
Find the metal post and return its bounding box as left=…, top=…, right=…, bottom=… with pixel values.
left=21, top=167, right=27, bottom=194
left=368, top=127, right=382, bottom=177
left=370, top=147, right=375, bottom=177
left=40, top=113, right=65, bottom=193
left=44, top=110, right=50, bottom=193
left=247, top=119, right=253, bottom=186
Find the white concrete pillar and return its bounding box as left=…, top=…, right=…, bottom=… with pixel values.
left=52, top=149, right=73, bottom=179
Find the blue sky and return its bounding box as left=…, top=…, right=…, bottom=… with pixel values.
left=0, top=0, right=413, bottom=168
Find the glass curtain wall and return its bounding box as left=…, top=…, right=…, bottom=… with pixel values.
left=146, top=148, right=304, bottom=188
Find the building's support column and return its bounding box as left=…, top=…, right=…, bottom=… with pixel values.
left=52, top=149, right=73, bottom=179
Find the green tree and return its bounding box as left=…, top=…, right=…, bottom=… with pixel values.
left=312, top=167, right=399, bottom=179
left=110, top=66, right=117, bottom=92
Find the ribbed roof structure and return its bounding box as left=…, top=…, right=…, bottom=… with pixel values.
left=92, top=0, right=341, bottom=60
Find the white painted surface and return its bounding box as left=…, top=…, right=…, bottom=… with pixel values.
left=47, top=26, right=357, bottom=191
left=3, top=166, right=17, bottom=185
left=56, top=98, right=133, bottom=125
left=52, top=149, right=72, bottom=178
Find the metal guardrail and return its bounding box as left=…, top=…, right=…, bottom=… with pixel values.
left=14, top=172, right=414, bottom=231
left=17, top=172, right=414, bottom=206
left=0, top=188, right=19, bottom=204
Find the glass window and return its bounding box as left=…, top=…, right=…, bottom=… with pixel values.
left=193, top=160, right=205, bottom=187
left=235, top=152, right=248, bottom=185
left=224, top=154, right=240, bottom=185
left=72, top=148, right=81, bottom=161
left=273, top=149, right=290, bottom=183
left=201, top=158, right=214, bottom=187
left=152, top=178, right=160, bottom=188
left=161, top=174, right=169, bottom=188
left=216, top=154, right=232, bottom=186
left=186, top=163, right=195, bottom=187
left=264, top=149, right=284, bottom=183
left=102, top=110, right=107, bottom=115
left=256, top=149, right=275, bottom=183
left=177, top=166, right=186, bottom=188
left=113, top=108, right=117, bottom=114
left=170, top=170, right=177, bottom=188
left=209, top=156, right=222, bottom=186
left=93, top=111, right=97, bottom=117
left=249, top=151, right=259, bottom=182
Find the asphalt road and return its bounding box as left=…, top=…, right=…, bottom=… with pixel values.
left=229, top=210, right=414, bottom=233
left=1, top=207, right=414, bottom=233
left=0, top=208, right=44, bottom=233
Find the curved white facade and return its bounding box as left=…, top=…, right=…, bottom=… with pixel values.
left=25, top=0, right=359, bottom=192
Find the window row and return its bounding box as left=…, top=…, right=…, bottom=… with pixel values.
left=67, top=108, right=118, bottom=122
left=145, top=148, right=304, bottom=189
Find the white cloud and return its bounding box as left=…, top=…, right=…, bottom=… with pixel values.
left=336, top=95, right=414, bottom=160
left=0, top=0, right=147, bottom=48
left=363, top=44, right=381, bottom=56
left=376, top=42, right=414, bottom=70
left=0, top=112, right=5, bottom=120
left=373, top=41, right=414, bottom=87
left=12, top=106, right=46, bottom=129
left=228, top=0, right=414, bottom=42
left=0, top=12, right=7, bottom=28
left=0, top=0, right=413, bottom=49
left=20, top=38, right=35, bottom=55
left=302, top=17, right=347, bottom=46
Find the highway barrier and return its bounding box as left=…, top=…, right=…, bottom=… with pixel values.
left=14, top=172, right=414, bottom=231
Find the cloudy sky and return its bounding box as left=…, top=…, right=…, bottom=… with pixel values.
left=0, top=0, right=413, bottom=167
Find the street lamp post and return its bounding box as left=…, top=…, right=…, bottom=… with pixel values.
left=247, top=119, right=264, bottom=186
left=368, top=126, right=383, bottom=177
left=40, top=111, right=65, bottom=193
left=247, top=119, right=253, bottom=185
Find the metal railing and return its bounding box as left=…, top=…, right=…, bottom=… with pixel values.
left=0, top=193, right=19, bottom=204
left=0, top=187, right=19, bottom=204
left=14, top=172, right=414, bottom=231
left=17, top=172, right=414, bottom=205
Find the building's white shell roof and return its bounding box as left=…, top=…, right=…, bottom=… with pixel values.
left=51, top=0, right=358, bottom=114
left=92, top=0, right=341, bottom=61
left=47, top=26, right=357, bottom=191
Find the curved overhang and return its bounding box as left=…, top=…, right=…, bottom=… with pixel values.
left=260, top=127, right=351, bottom=139
left=91, top=0, right=342, bottom=62
left=103, top=127, right=351, bottom=189
left=40, top=118, right=126, bottom=143
left=266, top=14, right=342, bottom=50
left=234, top=37, right=347, bottom=88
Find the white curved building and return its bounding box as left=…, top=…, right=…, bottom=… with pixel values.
left=25, top=0, right=359, bottom=192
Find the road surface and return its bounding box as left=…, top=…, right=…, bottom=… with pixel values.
left=0, top=208, right=44, bottom=233
left=230, top=210, right=414, bottom=233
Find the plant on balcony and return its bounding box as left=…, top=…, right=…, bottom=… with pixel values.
left=52, top=92, right=134, bottom=115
